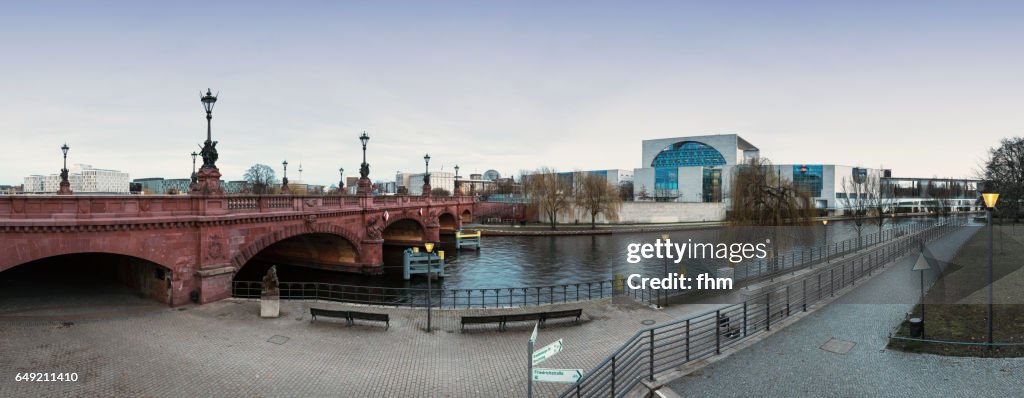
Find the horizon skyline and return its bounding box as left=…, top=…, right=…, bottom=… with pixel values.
left=3, top=1, right=1023, bottom=184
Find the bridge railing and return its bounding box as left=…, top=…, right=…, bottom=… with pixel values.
left=560, top=219, right=965, bottom=398
left=0, top=194, right=476, bottom=220
left=231, top=280, right=615, bottom=309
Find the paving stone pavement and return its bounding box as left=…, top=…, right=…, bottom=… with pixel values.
left=665, top=226, right=1024, bottom=397
left=0, top=287, right=697, bottom=398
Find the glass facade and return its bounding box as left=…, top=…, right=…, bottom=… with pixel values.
left=651, top=141, right=726, bottom=197
left=793, top=165, right=824, bottom=197
left=654, top=167, right=678, bottom=191
left=702, top=167, right=722, bottom=202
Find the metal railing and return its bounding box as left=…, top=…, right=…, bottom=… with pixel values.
left=561, top=219, right=965, bottom=398
left=625, top=219, right=962, bottom=306
left=232, top=280, right=615, bottom=309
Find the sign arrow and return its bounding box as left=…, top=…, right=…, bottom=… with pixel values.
left=529, top=322, right=538, bottom=344
left=532, top=368, right=582, bottom=383
left=532, top=339, right=564, bottom=366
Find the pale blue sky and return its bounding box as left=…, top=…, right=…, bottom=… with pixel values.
left=1, top=1, right=1022, bottom=184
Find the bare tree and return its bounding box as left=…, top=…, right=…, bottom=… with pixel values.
left=865, top=170, right=895, bottom=235
left=983, top=137, right=1024, bottom=222
left=840, top=176, right=871, bottom=249
left=430, top=187, right=451, bottom=197
left=926, top=177, right=954, bottom=219
left=244, top=164, right=277, bottom=195
left=573, top=172, right=623, bottom=229
left=522, top=167, right=573, bottom=230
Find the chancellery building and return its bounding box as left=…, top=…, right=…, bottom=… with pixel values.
left=632, top=134, right=981, bottom=215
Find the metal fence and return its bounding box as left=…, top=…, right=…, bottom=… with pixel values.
left=624, top=219, right=963, bottom=307
left=232, top=280, right=615, bottom=309
left=560, top=219, right=965, bottom=398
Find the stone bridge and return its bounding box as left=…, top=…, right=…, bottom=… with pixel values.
left=0, top=194, right=476, bottom=306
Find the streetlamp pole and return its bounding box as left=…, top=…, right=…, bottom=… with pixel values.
left=982, top=191, right=999, bottom=349
left=422, top=153, right=432, bottom=196
left=822, top=219, right=829, bottom=262
left=662, top=233, right=670, bottom=308
left=454, top=164, right=460, bottom=196
left=424, top=242, right=436, bottom=333
left=358, top=132, right=371, bottom=195
left=195, top=89, right=223, bottom=195
left=338, top=167, right=345, bottom=193
left=281, top=160, right=290, bottom=194
left=58, top=143, right=72, bottom=195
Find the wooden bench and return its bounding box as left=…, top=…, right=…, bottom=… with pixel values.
left=539, top=309, right=583, bottom=327
left=460, top=309, right=583, bottom=332
left=310, top=308, right=389, bottom=330
left=502, top=312, right=544, bottom=330
left=461, top=315, right=505, bottom=331
left=310, top=308, right=348, bottom=322
left=348, top=311, right=390, bottom=330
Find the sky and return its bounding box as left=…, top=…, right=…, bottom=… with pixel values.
left=1, top=1, right=1022, bottom=185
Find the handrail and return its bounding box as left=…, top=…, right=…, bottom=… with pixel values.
left=562, top=218, right=966, bottom=398
left=232, top=280, right=616, bottom=309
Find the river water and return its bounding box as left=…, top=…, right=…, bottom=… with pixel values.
left=244, top=217, right=944, bottom=290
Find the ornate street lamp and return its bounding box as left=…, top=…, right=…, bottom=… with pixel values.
left=422, top=153, right=431, bottom=196
left=454, top=164, right=460, bottom=196
left=199, top=89, right=219, bottom=169
left=358, top=131, right=371, bottom=195
left=982, top=190, right=1000, bottom=349
left=57, top=143, right=72, bottom=195
left=281, top=160, right=290, bottom=194
left=338, top=167, right=345, bottom=193
left=190, top=151, right=198, bottom=182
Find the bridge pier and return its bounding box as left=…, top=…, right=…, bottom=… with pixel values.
left=360, top=239, right=385, bottom=273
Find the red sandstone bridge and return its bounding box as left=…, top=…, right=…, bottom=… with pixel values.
left=0, top=194, right=477, bottom=306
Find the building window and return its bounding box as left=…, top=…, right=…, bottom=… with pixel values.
left=651, top=141, right=727, bottom=168
left=654, top=167, right=678, bottom=192
left=702, top=167, right=721, bottom=202
left=793, top=165, right=823, bottom=197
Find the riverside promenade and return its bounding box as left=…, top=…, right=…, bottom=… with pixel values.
left=663, top=226, right=1024, bottom=397
left=0, top=224, right=992, bottom=397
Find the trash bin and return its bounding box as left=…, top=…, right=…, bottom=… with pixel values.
left=908, top=317, right=924, bottom=337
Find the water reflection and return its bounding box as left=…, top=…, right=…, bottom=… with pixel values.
left=237, top=217, right=945, bottom=290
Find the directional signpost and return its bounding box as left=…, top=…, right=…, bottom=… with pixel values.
left=532, top=339, right=564, bottom=366
left=527, top=324, right=582, bottom=396
left=527, top=323, right=537, bottom=398
left=532, top=368, right=582, bottom=383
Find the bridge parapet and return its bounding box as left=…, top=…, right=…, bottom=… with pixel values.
left=0, top=195, right=477, bottom=223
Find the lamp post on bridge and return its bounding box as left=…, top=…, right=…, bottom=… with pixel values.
left=189, top=151, right=199, bottom=192
left=193, top=89, right=224, bottom=195
left=358, top=131, right=372, bottom=195
left=454, top=164, right=461, bottom=196
left=422, top=153, right=432, bottom=196
left=57, top=143, right=72, bottom=195
left=281, top=160, right=290, bottom=194
left=338, top=167, right=345, bottom=194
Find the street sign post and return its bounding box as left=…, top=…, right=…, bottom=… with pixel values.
left=912, top=245, right=932, bottom=338
left=527, top=322, right=537, bottom=398
left=532, top=368, right=583, bottom=383
left=532, top=339, right=564, bottom=366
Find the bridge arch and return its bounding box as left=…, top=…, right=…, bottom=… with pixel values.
left=382, top=216, right=428, bottom=243
left=461, top=209, right=473, bottom=223
left=0, top=240, right=176, bottom=275
left=230, top=223, right=364, bottom=271
left=438, top=212, right=458, bottom=231
left=0, top=252, right=175, bottom=304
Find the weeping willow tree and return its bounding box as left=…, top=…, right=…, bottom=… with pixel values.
left=728, top=157, right=816, bottom=271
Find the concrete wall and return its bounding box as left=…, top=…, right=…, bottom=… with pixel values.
left=558, top=201, right=726, bottom=224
